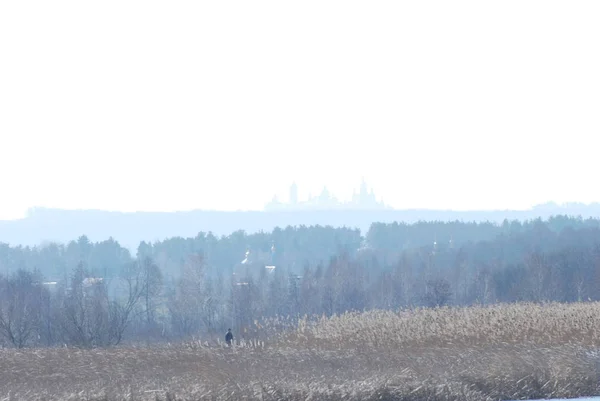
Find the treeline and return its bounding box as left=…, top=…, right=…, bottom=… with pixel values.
left=4, top=215, right=598, bottom=279
left=2, top=215, right=600, bottom=348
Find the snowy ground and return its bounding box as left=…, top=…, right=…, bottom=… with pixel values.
left=506, top=397, right=600, bottom=401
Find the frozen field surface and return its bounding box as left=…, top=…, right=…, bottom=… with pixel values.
left=506, top=398, right=600, bottom=401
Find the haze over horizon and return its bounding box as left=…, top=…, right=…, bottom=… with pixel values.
left=2, top=0, right=599, bottom=220
left=8, top=181, right=600, bottom=222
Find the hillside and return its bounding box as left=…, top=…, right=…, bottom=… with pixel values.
left=2, top=203, right=600, bottom=250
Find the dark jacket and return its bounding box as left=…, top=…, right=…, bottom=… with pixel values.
left=225, top=331, right=233, bottom=343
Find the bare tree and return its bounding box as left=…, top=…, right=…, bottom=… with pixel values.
left=168, top=254, right=205, bottom=338
left=472, top=266, right=495, bottom=305
left=0, top=270, right=45, bottom=348
left=201, top=275, right=223, bottom=334
left=110, top=260, right=147, bottom=345
left=59, top=261, right=145, bottom=347
left=525, top=251, right=550, bottom=302
left=60, top=263, right=108, bottom=347
left=424, top=278, right=452, bottom=307
left=140, top=257, right=163, bottom=325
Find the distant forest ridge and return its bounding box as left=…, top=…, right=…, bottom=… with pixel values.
left=1, top=202, right=600, bottom=250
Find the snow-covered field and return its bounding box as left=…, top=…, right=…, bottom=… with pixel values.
left=511, top=397, right=600, bottom=401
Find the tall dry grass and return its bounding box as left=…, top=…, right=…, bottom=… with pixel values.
left=290, top=301, right=600, bottom=348
left=2, top=302, right=600, bottom=400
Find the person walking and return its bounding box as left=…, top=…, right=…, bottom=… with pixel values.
left=225, top=328, right=234, bottom=346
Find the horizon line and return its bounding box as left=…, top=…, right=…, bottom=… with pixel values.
left=0, top=201, right=594, bottom=221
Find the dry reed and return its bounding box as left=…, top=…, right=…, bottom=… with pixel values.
left=2, top=301, right=600, bottom=400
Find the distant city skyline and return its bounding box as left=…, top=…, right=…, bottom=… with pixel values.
left=265, top=179, right=389, bottom=211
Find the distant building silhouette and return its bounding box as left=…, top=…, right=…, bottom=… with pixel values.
left=352, top=178, right=381, bottom=209
left=265, top=180, right=389, bottom=211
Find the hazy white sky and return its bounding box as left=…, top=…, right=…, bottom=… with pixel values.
left=1, top=1, right=599, bottom=219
